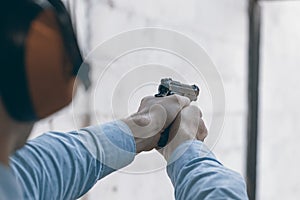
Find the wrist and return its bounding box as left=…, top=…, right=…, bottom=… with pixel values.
left=160, top=129, right=195, bottom=161
left=121, top=113, right=153, bottom=153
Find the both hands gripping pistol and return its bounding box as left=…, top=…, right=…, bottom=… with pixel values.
left=155, top=78, right=200, bottom=148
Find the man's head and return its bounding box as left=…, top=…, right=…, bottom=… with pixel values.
left=0, top=0, right=89, bottom=165
left=0, top=0, right=87, bottom=122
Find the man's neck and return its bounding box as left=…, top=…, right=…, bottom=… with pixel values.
left=0, top=135, right=14, bottom=166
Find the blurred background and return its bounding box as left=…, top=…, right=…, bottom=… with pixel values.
left=29, top=0, right=300, bottom=199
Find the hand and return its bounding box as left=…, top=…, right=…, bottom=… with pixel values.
left=122, top=95, right=190, bottom=153
left=158, top=105, right=208, bottom=161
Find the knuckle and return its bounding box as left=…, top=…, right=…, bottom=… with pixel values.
left=172, top=94, right=188, bottom=104
left=199, top=109, right=203, bottom=118
left=199, top=119, right=208, bottom=133
left=172, top=94, right=181, bottom=99
left=141, top=96, right=153, bottom=103
left=196, top=119, right=208, bottom=141
left=189, top=105, right=199, bottom=110
left=182, top=105, right=200, bottom=115
left=167, top=94, right=179, bottom=103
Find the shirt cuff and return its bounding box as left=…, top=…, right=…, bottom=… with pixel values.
left=77, top=120, right=136, bottom=177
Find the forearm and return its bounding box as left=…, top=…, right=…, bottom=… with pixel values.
left=167, top=140, right=248, bottom=200
left=10, top=120, right=136, bottom=199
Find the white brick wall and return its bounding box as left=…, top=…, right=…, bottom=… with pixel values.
left=259, top=2, right=300, bottom=200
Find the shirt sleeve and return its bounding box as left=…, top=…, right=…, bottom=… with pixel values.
left=167, top=140, right=248, bottom=200
left=10, top=120, right=136, bottom=200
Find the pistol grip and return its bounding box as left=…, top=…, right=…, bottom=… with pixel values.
left=157, top=123, right=173, bottom=148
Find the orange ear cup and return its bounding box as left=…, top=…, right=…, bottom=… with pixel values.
left=25, top=9, right=75, bottom=119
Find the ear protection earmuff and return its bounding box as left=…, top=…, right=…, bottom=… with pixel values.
left=0, top=0, right=90, bottom=121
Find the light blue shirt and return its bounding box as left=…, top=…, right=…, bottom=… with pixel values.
left=167, top=141, right=248, bottom=199
left=1, top=120, right=248, bottom=199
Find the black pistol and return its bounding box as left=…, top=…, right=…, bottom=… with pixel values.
left=155, top=78, right=200, bottom=148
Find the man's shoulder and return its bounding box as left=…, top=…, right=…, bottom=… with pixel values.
left=0, top=164, right=23, bottom=200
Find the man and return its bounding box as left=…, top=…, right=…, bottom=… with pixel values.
left=0, top=0, right=248, bottom=199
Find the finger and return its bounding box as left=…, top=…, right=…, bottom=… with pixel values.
left=141, top=96, right=155, bottom=104
left=172, top=94, right=191, bottom=109
left=138, top=96, right=155, bottom=111
left=180, top=105, right=200, bottom=117
left=198, top=107, right=203, bottom=118
left=196, top=119, right=208, bottom=141
left=180, top=105, right=202, bottom=139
